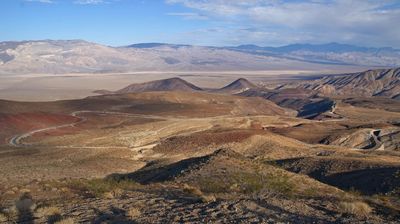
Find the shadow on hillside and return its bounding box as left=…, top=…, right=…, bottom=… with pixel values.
left=106, top=153, right=212, bottom=184
left=275, top=158, right=400, bottom=195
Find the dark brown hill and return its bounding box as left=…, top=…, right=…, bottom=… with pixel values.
left=115, top=77, right=203, bottom=94
left=217, top=78, right=258, bottom=93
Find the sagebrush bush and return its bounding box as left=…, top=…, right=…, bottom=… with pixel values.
left=339, top=201, right=372, bottom=218
left=182, top=184, right=216, bottom=203
left=183, top=184, right=203, bottom=196
left=35, top=206, right=61, bottom=218
left=15, top=193, right=36, bottom=213
left=196, top=171, right=295, bottom=196
left=0, top=213, right=8, bottom=222
left=54, top=217, right=75, bottom=224
left=127, top=207, right=141, bottom=219
left=265, top=173, right=295, bottom=197
left=66, top=178, right=138, bottom=198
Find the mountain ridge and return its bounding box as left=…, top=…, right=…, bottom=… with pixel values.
left=295, top=67, right=400, bottom=98
left=0, top=40, right=398, bottom=75
left=233, top=42, right=399, bottom=53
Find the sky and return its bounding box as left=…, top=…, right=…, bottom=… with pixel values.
left=1, top=0, right=400, bottom=48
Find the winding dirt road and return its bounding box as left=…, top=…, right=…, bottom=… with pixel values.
left=9, top=111, right=86, bottom=147
left=7, top=110, right=175, bottom=147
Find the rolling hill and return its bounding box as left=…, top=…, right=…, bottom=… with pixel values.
left=217, top=78, right=258, bottom=94
left=111, top=77, right=202, bottom=94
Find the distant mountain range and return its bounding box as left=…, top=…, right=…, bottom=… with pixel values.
left=0, top=40, right=399, bottom=75
left=231, top=43, right=400, bottom=66
left=233, top=42, right=398, bottom=53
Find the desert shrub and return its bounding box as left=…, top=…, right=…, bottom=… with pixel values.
left=127, top=207, right=141, bottom=219
left=103, top=188, right=125, bottom=199
left=339, top=201, right=372, bottom=218
left=302, top=187, right=319, bottom=198
left=368, top=194, right=399, bottom=217
left=34, top=205, right=62, bottom=223
left=1, top=206, right=17, bottom=220
left=54, top=217, right=75, bottom=224
left=196, top=173, right=264, bottom=194
left=197, top=178, right=231, bottom=194
left=0, top=213, right=8, bottom=222
left=199, top=194, right=217, bottom=203
left=183, top=184, right=203, bottom=196
left=347, top=188, right=362, bottom=197
left=196, top=171, right=295, bottom=196
left=182, top=184, right=216, bottom=203
left=15, top=193, right=36, bottom=213
left=35, top=206, right=61, bottom=218
left=66, top=178, right=139, bottom=198
left=265, top=173, right=295, bottom=197
left=232, top=172, right=265, bottom=194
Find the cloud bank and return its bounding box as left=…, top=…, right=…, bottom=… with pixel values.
left=166, top=0, right=400, bottom=47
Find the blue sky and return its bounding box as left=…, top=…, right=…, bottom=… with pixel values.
left=1, top=0, right=400, bottom=47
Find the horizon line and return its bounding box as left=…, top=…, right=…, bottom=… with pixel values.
left=0, top=39, right=398, bottom=50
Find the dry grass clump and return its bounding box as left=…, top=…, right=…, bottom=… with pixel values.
left=35, top=206, right=61, bottom=218
left=183, top=184, right=203, bottom=196
left=127, top=207, right=141, bottom=219
left=196, top=171, right=295, bottom=197
left=182, top=184, right=216, bottom=203
left=339, top=201, right=372, bottom=218
left=54, top=217, right=75, bottom=224
left=1, top=206, right=17, bottom=220
left=103, top=188, right=125, bottom=199
left=0, top=213, right=8, bottom=222
left=66, top=178, right=139, bottom=198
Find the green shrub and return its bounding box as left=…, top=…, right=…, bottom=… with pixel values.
left=265, top=173, right=295, bottom=197
left=197, top=178, right=231, bottom=194
left=195, top=171, right=295, bottom=196
left=66, top=179, right=139, bottom=198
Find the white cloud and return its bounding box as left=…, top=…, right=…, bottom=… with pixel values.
left=166, top=0, right=400, bottom=47
left=74, top=0, right=106, bottom=4
left=166, top=12, right=208, bottom=20
left=24, top=0, right=54, bottom=3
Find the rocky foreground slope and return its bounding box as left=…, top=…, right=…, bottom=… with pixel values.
left=1, top=83, right=400, bottom=223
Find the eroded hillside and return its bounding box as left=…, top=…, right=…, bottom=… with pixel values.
left=0, top=77, right=399, bottom=223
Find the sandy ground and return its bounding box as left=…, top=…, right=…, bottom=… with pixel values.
left=0, top=68, right=365, bottom=101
